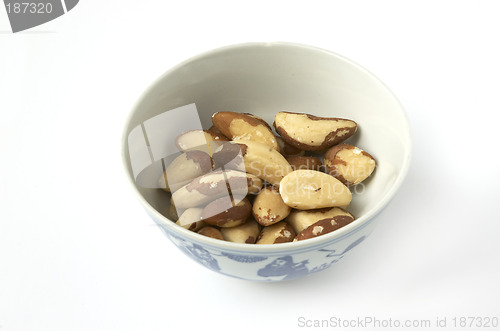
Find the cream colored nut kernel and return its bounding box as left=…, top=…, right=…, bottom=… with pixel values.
left=175, top=129, right=228, bottom=156
left=279, top=170, right=352, bottom=210
left=220, top=218, right=261, bottom=244
left=324, top=144, right=376, bottom=186
left=219, top=140, right=292, bottom=186
left=177, top=207, right=203, bottom=226
left=273, top=112, right=357, bottom=151
left=294, top=215, right=354, bottom=241
left=176, top=208, right=206, bottom=231
left=201, top=197, right=251, bottom=228
left=246, top=173, right=263, bottom=194
left=171, top=170, right=252, bottom=209
left=212, top=112, right=279, bottom=150
left=197, top=226, right=224, bottom=240
left=287, top=207, right=353, bottom=234
left=158, top=150, right=213, bottom=192
left=252, top=186, right=291, bottom=226
left=256, top=221, right=295, bottom=244
left=242, top=113, right=273, bottom=130
left=286, top=156, right=323, bottom=171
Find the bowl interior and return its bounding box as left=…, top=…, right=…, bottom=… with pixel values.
left=123, top=42, right=411, bottom=242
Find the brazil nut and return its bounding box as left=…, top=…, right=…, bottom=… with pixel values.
left=275, top=135, right=305, bottom=157
left=176, top=207, right=206, bottom=232
left=324, top=144, right=376, bottom=186
left=171, top=170, right=253, bottom=209
left=256, top=221, right=295, bottom=244
left=175, top=129, right=228, bottom=155
left=159, top=150, right=213, bottom=192
left=197, top=226, right=224, bottom=240
left=201, top=197, right=251, bottom=228
left=274, top=111, right=357, bottom=151
left=286, top=156, right=323, bottom=171
left=220, top=218, right=261, bottom=244
left=252, top=186, right=291, bottom=226
left=279, top=170, right=352, bottom=209
left=287, top=207, right=354, bottom=234
left=213, top=140, right=292, bottom=186
left=294, top=215, right=354, bottom=241
left=212, top=111, right=279, bottom=150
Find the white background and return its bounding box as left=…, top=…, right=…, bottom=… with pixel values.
left=1, top=1, right=500, bottom=330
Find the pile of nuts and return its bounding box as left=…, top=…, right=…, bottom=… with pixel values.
left=161, top=111, right=376, bottom=244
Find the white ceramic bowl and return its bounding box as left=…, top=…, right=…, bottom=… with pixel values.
left=121, top=42, right=411, bottom=281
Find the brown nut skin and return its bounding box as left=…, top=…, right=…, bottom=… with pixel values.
left=158, top=150, right=213, bottom=192
left=252, top=186, right=291, bottom=226
left=206, top=125, right=229, bottom=141
left=275, top=135, right=305, bottom=157
left=279, top=170, right=352, bottom=210
left=212, top=141, right=247, bottom=172
left=220, top=218, right=261, bottom=244
left=212, top=111, right=279, bottom=151
left=273, top=111, right=357, bottom=151
left=287, top=207, right=353, bottom=234
left=256, top=221, right=295, bottom=244
left=324, top=144, right=376, bottom=186
left=201, top=196, right=251, bottom=228
left=197, top=226, right=224, bottom=240
left=294, top=215, right=354, bottom=241
left=286, top=156, right=323, bottom=171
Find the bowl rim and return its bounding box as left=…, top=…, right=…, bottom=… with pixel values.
left=121, top=41, right=412, bottom=253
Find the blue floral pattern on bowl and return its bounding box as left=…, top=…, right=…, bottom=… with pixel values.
left=162, top=223, right=370, bottom=281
